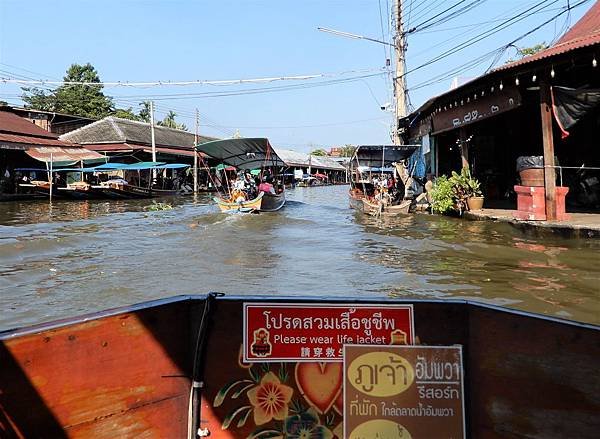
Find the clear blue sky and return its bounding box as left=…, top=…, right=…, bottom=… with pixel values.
left=0, top=0, right=591, bottom=152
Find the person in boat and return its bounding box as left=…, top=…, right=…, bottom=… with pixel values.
left=244, top=172, right=258, bottom=198
left=258, top=176, right=276, bottom=195
left=230, top=173, right=247, bottom=203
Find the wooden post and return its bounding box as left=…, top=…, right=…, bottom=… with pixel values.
left=459, top=128, right=469, bottom=170
left=540, top=82, right=557, bottom=220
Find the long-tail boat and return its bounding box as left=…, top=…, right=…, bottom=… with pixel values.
left=1, top=294, right=598, bottom=438
left=195, top=138, right=286, bottom=213
left=350, top=145, right=418, bottom=216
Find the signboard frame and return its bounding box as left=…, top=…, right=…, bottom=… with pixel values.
left=343, top=344, right=466, bottom=439
left=243, top=302, right=414, bottom=363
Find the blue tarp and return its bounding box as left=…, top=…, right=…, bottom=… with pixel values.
left=157, top=163, right=190, bottom=169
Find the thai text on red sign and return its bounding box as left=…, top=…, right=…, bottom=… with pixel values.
left=243, top=303, right=414, bottom=362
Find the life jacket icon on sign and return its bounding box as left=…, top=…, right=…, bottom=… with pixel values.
left=251, top=328, right=272, bottom=357
left=390, top=329, right=408, bottom=345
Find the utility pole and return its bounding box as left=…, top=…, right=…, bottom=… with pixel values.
left=393, top=0, right=408, bottom=145
left=149, top=101, right=157, bottom=182
left=194, top=108, right=199, bottom=194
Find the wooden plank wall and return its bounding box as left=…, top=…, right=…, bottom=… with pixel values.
left=468, top=307, right=600, bottom=438
left=0, top=301, right=193, bottom=438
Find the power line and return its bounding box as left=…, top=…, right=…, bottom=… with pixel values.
left=407, top=0, right=555, bottom=61
left=403, top=0, right=561, bottom=79
left=0, top=68, right=385, bottom=88
left=409, top=0, right=485, bottom=33
left=408, top=0, right=592, bottom=92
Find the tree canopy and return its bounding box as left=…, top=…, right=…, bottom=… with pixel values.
left=339, top=144, right=357, bottom=157
left=21, top=64, right=189, bottom=130
left=158, top=110, right=187, bottom=131
left=22, top=63, right=115, bottom=118
left=310, top=148, right=328, bottom=156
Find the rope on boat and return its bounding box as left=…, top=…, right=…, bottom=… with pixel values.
left=188, top=292, right=224, bottom=439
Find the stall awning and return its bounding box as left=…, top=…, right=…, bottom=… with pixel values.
left=141, top=146, right=208, bottom=158
left=25, top=146, right=107, bottom=166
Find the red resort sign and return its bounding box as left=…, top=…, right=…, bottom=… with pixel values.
left=243, top=303, right=414, bottom=362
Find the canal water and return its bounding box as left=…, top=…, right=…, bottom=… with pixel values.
left=1, top=185, right=598, bottom=331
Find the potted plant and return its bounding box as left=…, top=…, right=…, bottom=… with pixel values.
left=450, top=168, right=484, bottom=212
left=463, top=171, right=484, bottom=211
left=429, top=169, right=484, bottom=216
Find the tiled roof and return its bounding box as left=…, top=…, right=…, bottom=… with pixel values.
left=60, top=116, right=217, bottom=148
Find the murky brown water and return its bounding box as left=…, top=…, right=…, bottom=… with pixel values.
left=1, top=185, right=599, bottom=331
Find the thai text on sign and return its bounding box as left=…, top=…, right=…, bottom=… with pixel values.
left=243, top=303, right=414, bottom=362
left=344, top=345, right=465, bottom=439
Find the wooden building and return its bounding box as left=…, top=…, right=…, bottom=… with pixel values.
left=405, top=2, right=600, bottom=219
left=60, top=116, right=217, bottom=162
left=0, top=108, right=105, bottom=198
left=2, top=106, right=96, bottom=135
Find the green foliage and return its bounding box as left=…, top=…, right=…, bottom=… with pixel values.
left=310, top=148, right=327, bottom=156
left=145, top=202, right=173, bottom=211
left=518, top=43, right=548, bottom=57
left=430, top=175, right=455, bottom=214
left=340, top=144, right=357, bottom=157
left=53, top=63, right=114, bottom=117
left=112, top=107, right=140, bottom=121
left=158, top=110, right=187, bottom=130
left=22, top=63, right=115, bottom=118
left=21, top=87, right=56, bottom=111
left=506, top=42, right=548, bottom=63
left=138, top=101, right=151, bottom=122
left=430, top=168, right=483, bottom=215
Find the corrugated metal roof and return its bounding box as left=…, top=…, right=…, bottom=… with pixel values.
left=25, top=146, right=105, bottom=163
left=494, top=34, right=600, bottom=72
left=0, top=133, right=72, bottom=147
left=408, top=1, right=600, bottom=122
left=274, top=148, right=346, bottom=170
left=0, top=110, right=59, bottom=139
left=558, top=0, right=600, bottom=43
left=492, top=1, right=600, bottom=72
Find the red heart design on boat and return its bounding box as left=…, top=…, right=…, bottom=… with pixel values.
left=295, top=362, right=343, bottom=414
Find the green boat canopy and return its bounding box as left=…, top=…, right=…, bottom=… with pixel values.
left=195, top=138, right=284, bottom=170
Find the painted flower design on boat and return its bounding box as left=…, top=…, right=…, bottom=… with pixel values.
left=247, top=371, right=294, bottom=425
left=285, top=407, right=333, bottom=439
